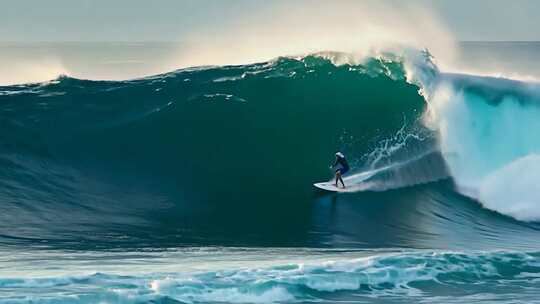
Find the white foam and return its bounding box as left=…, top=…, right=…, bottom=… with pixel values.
left=416, top=66, right=540, bottom=221
left=2, top=250, right=534, bottom=303
left=479, top=154, right=540, bottom=221
left=192, top=286, right=294, bottom=304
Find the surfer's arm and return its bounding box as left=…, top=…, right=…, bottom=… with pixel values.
left=331, top=157, right=338, bottom=168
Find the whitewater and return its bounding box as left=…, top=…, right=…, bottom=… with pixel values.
left=4, top=247, right=540, bottom=303
left=408, top=50, right=540, bottom=221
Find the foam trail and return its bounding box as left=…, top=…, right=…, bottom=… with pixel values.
left=338, top=128, right=450, bottom=192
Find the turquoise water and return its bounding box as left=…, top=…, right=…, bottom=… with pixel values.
left=2, top=45, right=540, bottom=303
left=3, top=248, right=540, bottom=303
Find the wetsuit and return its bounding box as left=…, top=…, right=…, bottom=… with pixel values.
left=335, top=157, right=350, bottom=175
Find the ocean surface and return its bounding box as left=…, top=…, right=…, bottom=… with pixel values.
left=2, top=42, right=540, bottom=303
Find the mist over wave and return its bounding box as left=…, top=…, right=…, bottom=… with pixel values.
left=0, top=0, right=458, bottom=85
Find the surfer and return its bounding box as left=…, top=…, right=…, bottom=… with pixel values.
left=331, top=152, right=349, bottom=188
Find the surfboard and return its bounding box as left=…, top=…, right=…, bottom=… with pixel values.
left=313, top=181, right=348, bottom=192
left=313, top=167, right=387, bottom=192
left=313, top=180, right=365, bottom=192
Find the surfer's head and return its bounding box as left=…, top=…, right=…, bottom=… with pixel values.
left=335, top=152, right=344, bottom=158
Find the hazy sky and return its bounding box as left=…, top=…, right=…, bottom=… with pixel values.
left=1, top=0, right=540, bottom=42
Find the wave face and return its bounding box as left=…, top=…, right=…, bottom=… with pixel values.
left=0, top=54, right=431, bottom=248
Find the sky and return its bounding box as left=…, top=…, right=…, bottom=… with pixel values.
left=1, top=0, right=540, bottom=42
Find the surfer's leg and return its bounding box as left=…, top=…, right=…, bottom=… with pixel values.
left=338, top=169, right=347, bottom=188
left=336, top=170, right=344, bottom=188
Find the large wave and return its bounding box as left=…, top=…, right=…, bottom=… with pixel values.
left=1, top=48, right=540, bottom=249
